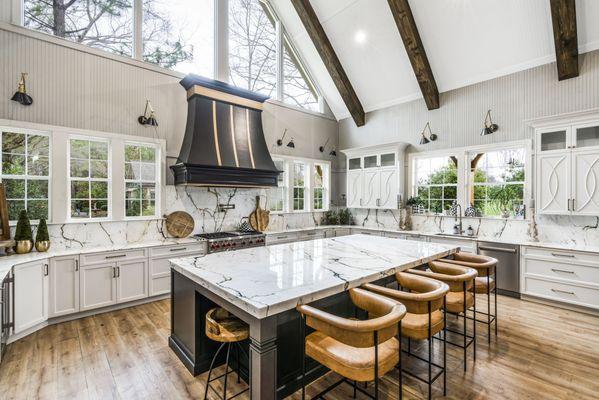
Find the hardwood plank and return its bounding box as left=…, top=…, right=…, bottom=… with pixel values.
left=290, top=0, right=365, bottom=126
left=387, top=0, right=439, bottom=110
left=550, top=0, right=579, bottom=80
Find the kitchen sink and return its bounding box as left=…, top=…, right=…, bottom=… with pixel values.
left=433, top=232, right=477, bottom=239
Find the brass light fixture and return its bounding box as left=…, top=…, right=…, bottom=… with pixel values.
left=277, top=128, right=294, bottom=148
left=480, top=109, right=498, bottom=136
left=329, top=148, right=337, bottom=157
left=11, top=73, right=33, bottom=106
left=419, top=122, right=437, bottom=145
left=318, top=138, right=336, bottom=156
left=138, top=100, right=158, bottom=126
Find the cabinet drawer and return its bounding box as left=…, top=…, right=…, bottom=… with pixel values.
left=523, top=246, right=599, bottom=265
left=149, top=243, right=205, bottom=257
left=383, top=232, right=405, bottom=239
left=266, top=232, right=298, bottom=245
left=298, top=231, right=325, bottom=241
left=523, top=257, right=599, bottom=286
left=81, top=248, right=147, bottom=265
left=523, top=276, right=599, bottom=309
left=150, top=276, right=170, bottom=296
left=351, top=229, right=382, bottom=236
left=334, top=228, right=351, bottom=237
left=150, top=253, right=203, bottom=276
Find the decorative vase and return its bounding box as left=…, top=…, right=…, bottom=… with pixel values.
left=15, top=240, right=33, bottom=254
left=35, top=240, right=51, bottom=252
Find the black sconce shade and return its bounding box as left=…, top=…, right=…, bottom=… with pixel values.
left=11, top=73, right=33, bottom=106
left=139, top=100, right=158, bottom=127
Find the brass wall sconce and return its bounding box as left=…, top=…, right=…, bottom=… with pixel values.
left=277, top=129, right=294, bottom=148
left=481, top=109, right=498, bottom=136
left=11, top=73, right=33, bottom=106
left=419, top=122, right=437, bottom=145
left=318, top=138, right=337, bottom=156
left=138, top=100, right=158, bottom=126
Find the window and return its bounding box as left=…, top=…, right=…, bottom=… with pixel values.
left=24, top=0, right=134, bottom=57
left=142, top=0, right=214, bottom=76
left=283, top=38, right=319, bottom=112
left=0, top=129, right=50, bottom=221
left=125, top=143, right=158, bottom=217
left=269, top=159, right=286, bottom=212
left=469, top=148, right=526, bottom=218
left=293, top=162, right=306, bottom=211
left=228, top=0, right=277, bottom=97
left=413, top=156, right=458, bottom=214
left=68, top=137, right=110, bottom=219
left=313, top=163, right=328, bottom=210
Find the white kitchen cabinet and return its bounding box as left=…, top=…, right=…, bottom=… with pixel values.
left=537, top=152, right=571, bottom=215
left=342, top=143, right=407, bottom=210
left=116, top=260, right=148, bottom=303
left=49, top=255, right=80, bottom=318
left=80, top=263, right=117, bottom=312
left=14, top=259, right=48, bottom=334
left=266, top=232, right=298, bottom=245
left=149, top=244, right=205, bottom=297
left=572, top=149, right=599, bottom=215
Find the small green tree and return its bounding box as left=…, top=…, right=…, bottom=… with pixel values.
left=35, top=218, right=50, bottom=242
left=14, top=210, right=33, bottom=242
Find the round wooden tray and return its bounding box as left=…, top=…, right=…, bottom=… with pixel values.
left=164, top=211, right=194, bottom=238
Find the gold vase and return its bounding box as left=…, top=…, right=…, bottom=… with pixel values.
left=15, top=240, right=33, bottom=254
left=35, top=240, right=51, bottom=252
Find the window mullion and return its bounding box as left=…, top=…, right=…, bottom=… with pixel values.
left=215, top=0, right=229, bottom=82
left=134, top=0, right=143, bottom=60
left=276, top=20, right=283, bottom=101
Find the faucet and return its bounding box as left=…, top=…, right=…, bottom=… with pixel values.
left=454, top=203, right=463, bottom=235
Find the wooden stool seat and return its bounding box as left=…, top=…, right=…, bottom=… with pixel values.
left=206, top=308, right=249, bottom=343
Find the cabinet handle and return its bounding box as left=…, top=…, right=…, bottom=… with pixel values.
left=276, top=235, right=288, bottom=240
left=551, top=288, right=575, bottom=295
left=551, top=268, right=575, bottom=274
left=572, top=198, right=576, bottom=211
left=75, top=259, right=79, bottom=271
left=551, top=252, right=576, bottom=258
left=306, top=232, right=316, bottom=236
left=116, top=266, right=120, bottom=278
left=359, top=198, right=363, bottom=206
left=44, top=264, right=49, bottom=276
left=112, top=267, right=116, bottom=278
left=169, top=247, right=188, bottom=252
left=106, top=254, right=127, bottom=259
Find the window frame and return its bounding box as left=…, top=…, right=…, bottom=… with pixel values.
left=123, top=141, right=161, bottom=220
left=0, top=126, right=52, bottom=223
left=66, top=134, right=112, bottom=222
left=411, top=155, right=459, bottom=214
left=408, top=140, right=532, bottom=220
left=268, top=157, right=287, bottom=214
left=14, top=0, right=324, bottom=114
left=312, top=162, right=329, bottom=211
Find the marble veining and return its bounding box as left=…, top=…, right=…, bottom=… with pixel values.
left=169, top=234, right=457, bottom=319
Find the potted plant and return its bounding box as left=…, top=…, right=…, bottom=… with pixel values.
left=491, top=187, right=515, bottom=219
left=35, top=218, right=51, bottom=252
left=321, top=210, right=338, bottom=225
left=14, top=209, right=33, bottom=254
left=406, top=196, right=425, bottom=214
left=338, top=208, right=354, bottom=225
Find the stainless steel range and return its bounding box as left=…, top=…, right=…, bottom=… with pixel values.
left=194, top=231, right=266, bottom=253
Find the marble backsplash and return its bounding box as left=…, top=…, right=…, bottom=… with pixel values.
left=349, top=208, right=599, bottom=247
left=27, top=186, right=325, bottom=251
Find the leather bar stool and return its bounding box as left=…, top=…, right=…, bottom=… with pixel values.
left=297, top=287, right=407, bottom=400
left=407, top=261, right=478, bottom=371
left=203, top=308, right=249, bottom=400
left=362, top=272, right=450, bottom=400
left=441, top=252, right=499, bottom=343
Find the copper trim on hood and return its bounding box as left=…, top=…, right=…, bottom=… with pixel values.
left=186, top=85, right=264, bottom=110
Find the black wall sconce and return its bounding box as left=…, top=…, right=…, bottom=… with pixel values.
left=11, top=73, right=33, bottom=106
left=276, top=129, right=294, bottom=148
left=318, top=138, right=337, bottom=156
left=138, top=100, right=158, bottom=126
left=481, top=109, right=498, bottom=136
left=419, top=122, right=437, bottom=145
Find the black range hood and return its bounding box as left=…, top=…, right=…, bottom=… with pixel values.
left=171, top=75, right=281, bottom=187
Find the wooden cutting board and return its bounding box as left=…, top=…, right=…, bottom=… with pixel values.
left=164, top=211, right=195, bottom=238
left=249, top=196, right=269, bottom=232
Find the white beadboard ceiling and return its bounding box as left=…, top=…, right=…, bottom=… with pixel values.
left=270, top=0, right=599, bottom=121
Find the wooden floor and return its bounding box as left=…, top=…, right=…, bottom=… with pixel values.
left=1, top=295, right=598, bottom=400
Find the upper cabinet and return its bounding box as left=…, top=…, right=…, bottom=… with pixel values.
left=535, top=118, right=599, bottom=215
left=342, top=143, right=407, bottom=210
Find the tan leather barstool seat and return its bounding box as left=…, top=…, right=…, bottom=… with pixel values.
left=306, top=331, right=399, bottom=382
left=445, top=291, right=475, bottom=313
left=205, top=308, right=249, bottom=343
left=473, top=276, right=495, bottom=293
left=401, top=310, right=444, bottom=340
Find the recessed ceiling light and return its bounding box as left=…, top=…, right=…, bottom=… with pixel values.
left=354, top=30, right=367, bottom=45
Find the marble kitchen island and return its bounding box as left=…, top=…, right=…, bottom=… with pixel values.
left=168, top=234, right=458, bottom=399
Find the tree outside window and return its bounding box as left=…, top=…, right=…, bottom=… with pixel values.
left=283, top=38, right=319, bottom=111
left=69, top=138, right=109, bottom=219
left=414, top=156, right=458, bottom=214
left=313, top=164, right=327, bottom=210
left=293, top=162, right=306, bottom=211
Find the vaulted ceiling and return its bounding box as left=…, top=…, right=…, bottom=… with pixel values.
left=270, top=0, right=599, bottom=122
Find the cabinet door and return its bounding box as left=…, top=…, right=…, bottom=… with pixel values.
left=362, top=169, right=380, bottom=208
left=150, top=253, right=203, bottom=297
left=49, top=256, right=80, bottom=317
left=14, top=260, right=48, bottom=333
left=537, top=152, right=571, bottom=215
left=378, top=168, right=398, bottom=209
left=537, top=127, right=570, bottom=153
left=80, top=263, right=117, bottom=311
left=572, top=149, right=599, bottom=215
left=573, top=123, right=599, bottom=150
left=116, top=259, right=148, bottom=303
left=347, top=170, right=363, bottom=207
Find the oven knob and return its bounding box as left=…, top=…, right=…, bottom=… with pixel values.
left=232, top=242, right=237, bottom=247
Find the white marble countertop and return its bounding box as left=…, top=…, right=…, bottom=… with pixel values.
left=0, top=237, right=204, bottom=281
left=169, top=234, right=458, bottom=319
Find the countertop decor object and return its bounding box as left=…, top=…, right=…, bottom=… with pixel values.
left=11, top=73, right=33, bottom=106
left=249, top=196, right=269, bottom=231
left=164, top=211, right=195, bottom=238
left=14, top=210, right=33, bottom=254
left=35, top=218, right=50, bottom=252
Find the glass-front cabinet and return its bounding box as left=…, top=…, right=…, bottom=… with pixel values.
left=341, top=143, right=407, bottom=210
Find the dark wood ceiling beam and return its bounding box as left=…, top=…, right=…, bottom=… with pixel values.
left=549, top=0, right=579, bottom=80
left=387, top=0, right=439, bottom=110
left=290, top=0, right=365, bottom=126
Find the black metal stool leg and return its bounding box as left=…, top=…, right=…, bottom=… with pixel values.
left=235, top=343, right=240, bottom=383
left=473, top=285, right=477, bottom=361
left=428, top=301, right=432, bottom=400
left=443, top=297, right=447, bottom=396
left=463, top=281, right=467, bottom=371
left=222, top=343, right=232, bottom=399
left=487, top=274, right=491, bottom=344
left=374, top=331, right=379, bottom=400
left=301, top=315, right=306, bottom=400
left=495, top=266, right=498, bottom=336
left=204, top=342, right=227, bottom=400
left=398, top=320, right=403, bottom=400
